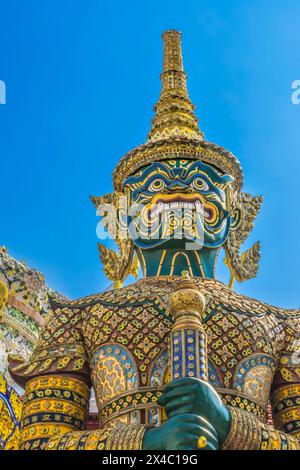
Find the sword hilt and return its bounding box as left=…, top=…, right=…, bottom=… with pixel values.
left=169, top=272, right=207, bottom=381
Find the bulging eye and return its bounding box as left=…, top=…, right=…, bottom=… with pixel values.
left=148, top=178, right=166, bottom=192
left=192, top=177, right=209, bottom=191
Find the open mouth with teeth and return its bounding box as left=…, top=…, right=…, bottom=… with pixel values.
left=145, top=193, right=218, bottom=224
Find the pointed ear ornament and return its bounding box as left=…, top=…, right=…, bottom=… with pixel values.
left=90, top=192, right=138, bottom=289
left=224, top=192, right=263, bottom=287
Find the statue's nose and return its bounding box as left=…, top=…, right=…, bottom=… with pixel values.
left=166, top=180, right=189, bottom=191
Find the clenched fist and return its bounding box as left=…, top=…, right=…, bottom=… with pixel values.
left=143, top=413, right=219, bottom=450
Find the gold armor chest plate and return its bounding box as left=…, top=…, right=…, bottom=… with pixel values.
left=81, top=277, right=285, bottom=428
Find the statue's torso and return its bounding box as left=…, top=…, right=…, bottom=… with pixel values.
left=78, top=277, right=288, bottom=429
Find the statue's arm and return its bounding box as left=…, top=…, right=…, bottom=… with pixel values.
left=10, top=303, right=149, bottom=450
left=18, top=372, right=149, bottom=450
left=223, top=314, right=300, bottom=450
left=19, top=373, right=89, bottom=449
left=222, top=403, right=300, bottom=450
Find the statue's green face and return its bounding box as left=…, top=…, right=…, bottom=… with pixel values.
left=123, top=159, right=235, bottom=251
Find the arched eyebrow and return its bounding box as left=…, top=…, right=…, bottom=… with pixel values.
left=123, top=162, right=174, bottom=187
left=123, top=160, right=234, bottom=190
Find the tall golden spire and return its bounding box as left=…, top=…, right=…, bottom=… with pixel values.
left=113, top=30, right=243, bottom=194
left=147, top=30, right=203, bottom=142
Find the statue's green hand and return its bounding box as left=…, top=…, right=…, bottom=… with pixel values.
left=143, top=413, right=219, bottom=450
left=158, top=378, right=231, bottom=445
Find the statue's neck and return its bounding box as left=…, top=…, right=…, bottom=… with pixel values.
left=135, top=247, right=220, bottom=278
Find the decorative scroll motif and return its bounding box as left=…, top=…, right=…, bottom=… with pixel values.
left=90, top=192, right=138, bottom=288
left=232, top=355, right=276, bottom=405
left=91, top=344, right=138, bottom=411
left=225, top=192, right=263, bottom=284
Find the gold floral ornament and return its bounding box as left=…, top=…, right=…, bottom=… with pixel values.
left=90, top=192, right=139, bottom=289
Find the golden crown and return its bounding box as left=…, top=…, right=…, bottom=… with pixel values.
left=113, top=30, right=243, bottom=193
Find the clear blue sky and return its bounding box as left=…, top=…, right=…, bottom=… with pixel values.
left=0, top=1, right=299, bottom=307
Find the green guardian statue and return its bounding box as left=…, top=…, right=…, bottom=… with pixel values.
left=8, top=30, right=300, bottom=451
